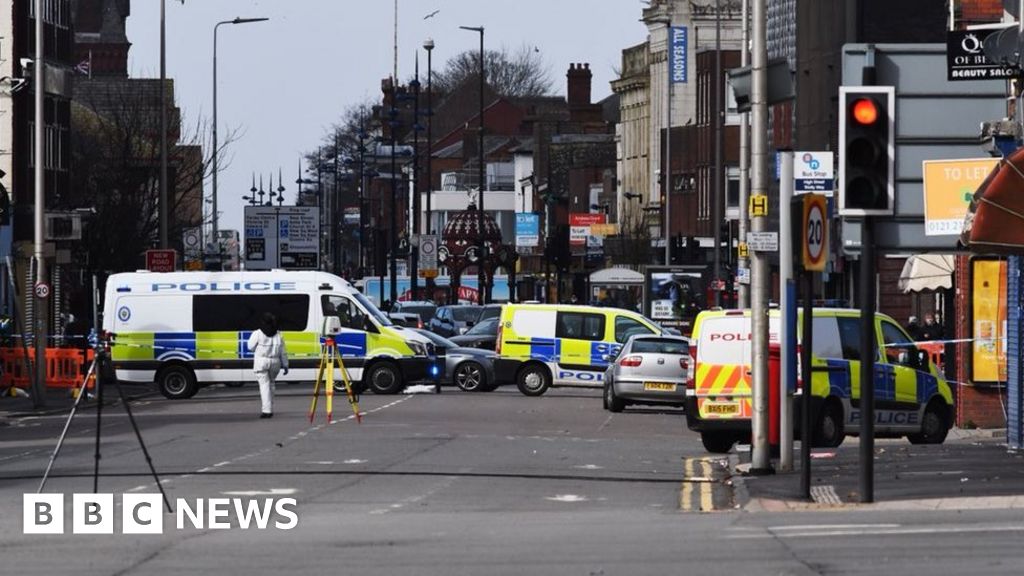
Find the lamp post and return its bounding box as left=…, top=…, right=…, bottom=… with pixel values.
left=410, top=54, right=422, bottom=301
left=459, top=25, right=486, bottom=305
left=424, top=39, right=434, bottom=235
left=213, top=16, right=269, bottom=266
left=389, top=86, right=399, bottom=305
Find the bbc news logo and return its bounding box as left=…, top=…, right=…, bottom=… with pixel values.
left=23, top=494, right=298, bottom=534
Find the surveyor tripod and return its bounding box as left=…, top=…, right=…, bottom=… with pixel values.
left=309, top=337, right=361, bottom=424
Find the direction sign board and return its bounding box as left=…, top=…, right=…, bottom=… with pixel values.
left=747, top=232, right=779, bottom=252
left=515, top=213, right=540, bottom=248
left=146, top=249, right=177, bottom=273
left=922, top=158, right=999, bottom=236
left=244, top=206, right=320, bottom=270
left=795, top=151, right=834, bottom=194
left=801, top=194, right=829, bottom=271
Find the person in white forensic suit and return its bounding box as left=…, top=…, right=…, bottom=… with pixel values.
left=247, top=312, right=289, bottom=418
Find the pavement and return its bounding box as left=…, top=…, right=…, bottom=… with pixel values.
left=0, top=382, right=154, bottom=422
left=731, top=429, right=1024, bottom=512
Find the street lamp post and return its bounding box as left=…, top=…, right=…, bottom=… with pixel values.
left=424, top=39, right=434, bottom=235
left=459, top=25, right=486, bottom=305
left=213, top=16, right=269, bottom=264
left=389, top=87, right=399, bottom=305
left=410, top=55, right=421, bottom=301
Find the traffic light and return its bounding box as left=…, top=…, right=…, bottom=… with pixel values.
left=839, top=86, right=894, bottom=216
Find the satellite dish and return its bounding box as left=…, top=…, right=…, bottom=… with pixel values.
left=982, top=26, right=1020, bottom=66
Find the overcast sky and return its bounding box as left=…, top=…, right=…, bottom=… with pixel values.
left=126, top=1, right=650, bottom=236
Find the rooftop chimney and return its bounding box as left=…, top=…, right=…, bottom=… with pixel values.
left=567, top=62, right=592, bottom=107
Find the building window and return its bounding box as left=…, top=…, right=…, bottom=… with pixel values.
left=30, top=0, right=71, bottom=29
left=725, top=78, right=740, bottom=125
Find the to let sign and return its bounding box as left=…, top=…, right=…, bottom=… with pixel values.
left=922, top=158, right=999, bottom=236
left=146, top=249, right=177, bottom=272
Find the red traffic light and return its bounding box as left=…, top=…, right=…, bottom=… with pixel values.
left=851, top=98, right=879, bottom=125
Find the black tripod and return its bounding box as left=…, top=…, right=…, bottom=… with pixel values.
left=37, top=336, right=171, bottom=512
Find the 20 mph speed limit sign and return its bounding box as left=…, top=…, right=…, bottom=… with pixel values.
left=801, top=194, right=828, bottom=272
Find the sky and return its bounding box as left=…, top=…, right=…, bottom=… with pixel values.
left=126, top=1, right=650, bottom=237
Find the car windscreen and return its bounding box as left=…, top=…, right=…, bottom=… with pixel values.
left=465, top=317, right=498, bottom=335
left=478, top=306, right=501, bottom=321
left=353, top=292, right=392, bottom=326
left=404, top=305, right=436, bottom=321
left=452, top=307, right=480, bottom=322
left=631, top=338, right=688, bottom=355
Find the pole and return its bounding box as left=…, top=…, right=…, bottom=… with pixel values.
left=411, top=53, right=421, bottom=300
left=159, top=0, right=168, bottom=249
left=713, top=0, right=723, bottom=305
left=477, top=28, right=487, bottom=305
left=779, top=151, right=794, bottom=471
left=664, top=21, right=672, bottom=266
left=800, top=269, right=813, bottom=499
left=358, top=118, right=366, bottom=271
left=390, top=93, right=398, bottom=305
left=859, top=56, right=878, bottom=504
left=32, top=0, right=46, bottom=408
left=425, top=40, right=434, bottom=234
left=212, top=22, right=220, bottom=266
left=749, top=0, right=772, bottom=474
left=737, top=0, right=751, bottom=307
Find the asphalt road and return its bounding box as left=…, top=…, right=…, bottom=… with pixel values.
left=2, top=383, right=1024, bottom=575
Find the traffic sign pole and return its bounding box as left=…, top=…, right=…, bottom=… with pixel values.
left=779, top=151, right=794, bottom=472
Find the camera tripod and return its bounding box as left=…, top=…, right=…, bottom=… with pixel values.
left=37, top=337, right=171, bottom=513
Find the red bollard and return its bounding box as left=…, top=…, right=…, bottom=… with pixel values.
left=768, top=345, right=781, bottom=448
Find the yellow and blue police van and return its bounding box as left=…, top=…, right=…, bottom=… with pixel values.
left=686, top=308, right=954, bottom=453
left=102, top=271, right=438, bottom=399
left=494, top=303, right=663, bottom=396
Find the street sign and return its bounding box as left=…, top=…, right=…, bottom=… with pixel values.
left=737, top=242, right=749, bottom=259
left=182, top=227, right=202, bottom=262
left=747, top=232, right=779, bottom=252
left=244, top=206, right=320, bottom=270
left=419, top=234, right=438, bottom=272
left=801, top=194, right=829, bottom=271
left=795, top=151, right=834, bottom=194
left=922, top=158, right=999, bottom=236
left=34, top=282, right=50, bottom=299
left=145, top=249, right=177, bottom=272
left=736, top=267, right=751, bottom=285
left=569, top=213, right=605, bottom=247
left=750, top=194, right=768, bottom=217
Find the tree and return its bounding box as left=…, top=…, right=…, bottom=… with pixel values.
left=605, top=201, right=655, bottom=269
left=434, top=44, right=553, bottom=98
left=68, top=79, right=236, bottom=276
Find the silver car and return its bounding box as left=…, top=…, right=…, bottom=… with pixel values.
left=603, top=334, right=692, bottom=412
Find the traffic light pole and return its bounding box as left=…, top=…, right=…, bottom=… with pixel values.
left=749, top=0, right=772, bottom=475
left=858, top=60, right=878, bottom=504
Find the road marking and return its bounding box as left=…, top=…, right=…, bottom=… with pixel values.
left=343, top=459, right=367, bottom=464
left=680, top=459, right=695, bottom=510
left=546, top=494, right=589, bottom=503
left=699, top=460, right=713, bottom=511
left=598, top=414, right=614, bottom=432
left=222, top=488, right=298, bottom=496
left=810, top=485, right=842, bottom=505
left=369, top=475, right=458, bottom=514
left=728, top=523, right=1024, bottom=539
left=574, top=464, right=603, bottom=470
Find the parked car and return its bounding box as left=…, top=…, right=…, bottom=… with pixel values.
left=389, top=301, right=437, bottom=329
left=475, top=304, right=503, bottom=323
left=411, top=328, right=498, bottom=392
left=450, top=316, right=500, bottom=351
left=603, top=334, right=692, bottom=413
left=429, top=305, right=482, bottom=337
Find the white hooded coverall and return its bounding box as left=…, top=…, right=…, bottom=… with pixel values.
left=247, top=329, right=289, bottom=414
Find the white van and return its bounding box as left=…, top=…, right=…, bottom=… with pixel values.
left=103, top=270, right=438, bottom=399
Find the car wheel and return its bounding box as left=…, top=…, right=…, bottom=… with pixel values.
left=604, top=382, right=625, bottom=412
left=157, top=365, right=198, bottom=400
left=700, top=432, right=735, bottom=454
left=815, top=400, right=845, bottom=448
left=366, top=362, right=404, bottom=395
left=516, top=364, right=550, bottom=397
left=908, top=401, right=949, bottom=445
left=454, top=362, right=487, bottom=392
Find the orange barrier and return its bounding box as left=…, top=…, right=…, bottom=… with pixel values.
left=0, top=347, right=95, bottom=390
left=918, top=342, right=944, bottom=370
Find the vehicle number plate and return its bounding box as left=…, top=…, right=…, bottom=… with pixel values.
left=644, top=382, right=677, bottom=391
left=703, top=402, right=739, bottom=415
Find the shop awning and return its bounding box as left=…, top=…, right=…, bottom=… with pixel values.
left=898, top=254, right=955, bottom=293
left=962, top=150, right=1024, bottom=253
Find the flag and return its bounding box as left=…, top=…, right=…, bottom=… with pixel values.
left=74, top=60, right=90, bottom=76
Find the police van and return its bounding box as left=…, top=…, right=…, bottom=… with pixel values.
left=494, top=303, right=663, bottom=396
left=686, top=308, right=954, bottom=453
left=102, top=271, right=437, bottom=399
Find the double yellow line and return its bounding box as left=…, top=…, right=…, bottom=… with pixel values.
left=680, top=458, right=717, bottom=512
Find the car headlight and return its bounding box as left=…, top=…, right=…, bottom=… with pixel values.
left=409, top=341, right=427, bottom=357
